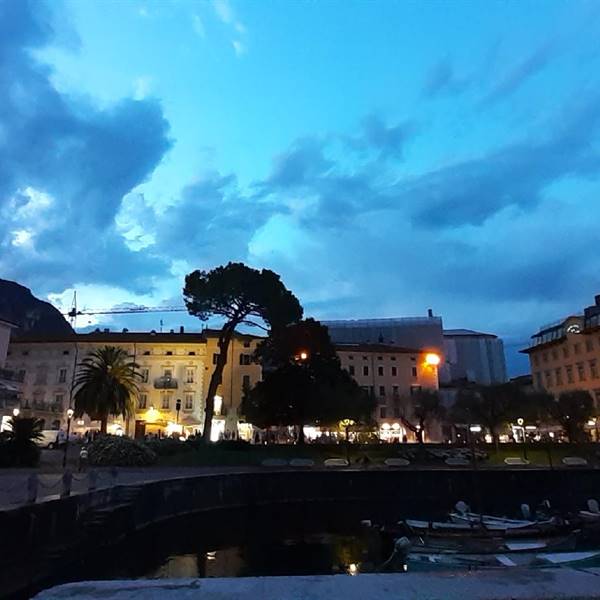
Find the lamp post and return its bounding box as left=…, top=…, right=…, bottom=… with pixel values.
left=62, top=408, right=74, bottom=469
left=340, top=419, right=355, bottom=464
left=517, top=417, right=528, bottom=461
left=295, top=350, right=310, bottom=445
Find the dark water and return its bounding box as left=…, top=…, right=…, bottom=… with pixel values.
left=26, top=500, right=600, bottom=599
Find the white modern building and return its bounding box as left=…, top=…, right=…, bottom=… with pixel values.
left=442, top=329, right=507, bottom=385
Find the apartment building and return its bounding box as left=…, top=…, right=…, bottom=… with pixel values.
left=0, top=317, right=22, bottom=429
left=522, top=295, right=600, bottom=408
left=5, top=328, right=262, bottom=440
left=336, top=343, right=440, bottom=441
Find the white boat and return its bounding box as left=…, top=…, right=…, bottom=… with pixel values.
left=450, top=512, right=555, bottom=529
left=404, top=518, right=533, bottom=534
left=408, top=550, right=600, bottom=568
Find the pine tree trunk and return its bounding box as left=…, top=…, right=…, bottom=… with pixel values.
left=202, top=323, right=236, bottom=445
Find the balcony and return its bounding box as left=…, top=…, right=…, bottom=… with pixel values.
left=154, top=376, right=178, bottom=389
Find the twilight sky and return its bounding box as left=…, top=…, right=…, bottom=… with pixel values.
left=1, top=0, right=600, bottom=375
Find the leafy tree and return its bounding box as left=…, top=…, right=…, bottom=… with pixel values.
left=451, top=383, right=521, bottom=450
left=184, top=263, right=303, bottom=443
left=412, top=390, right=445, bottom=443
left=550, top=390, right=594, bottom=442
left=73, top=346, right=140, bottom=434
left=242, top=319, right=374, bottom=443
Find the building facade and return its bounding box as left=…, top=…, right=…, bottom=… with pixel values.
left=5, top=328, right=262, bottom=440
left=522, top=295, right=600, bottom=408
left=0, top=317, right=23, bottom=430
left=336, top=343, right=440, bottom=441
left=443, top=329, right=507, bottom=385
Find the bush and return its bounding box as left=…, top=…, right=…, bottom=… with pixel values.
left=87, top=435, right=157, bottom=467
left=213, top=439, right=251, bottom=451
left=144, top=438, right=195, bottom=457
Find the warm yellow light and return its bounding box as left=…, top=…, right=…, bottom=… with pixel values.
left=424, top=353, right=440, bottom=366
left=66, top=408, right=74, bottom=419
left=381, top=423, right=391, bottom=430
left=299, top=351, right=308, bottom=361
left=391, top=422, right=401, bottom=431
left=12, top=408, right=20, bottom=417
left=348, top=563, right=358, bottom=575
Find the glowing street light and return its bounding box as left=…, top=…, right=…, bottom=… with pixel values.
left=63, top=407, right=75, bottom=469
left=12, top=407, right=20, bottom=418
left=424, top=353, right=440, bottom=367
left=299, top=351, right=309, bottom=361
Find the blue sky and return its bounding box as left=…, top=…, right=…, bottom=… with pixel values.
left=1, top=0, right=600, bottom=375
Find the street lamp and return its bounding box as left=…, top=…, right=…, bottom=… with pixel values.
left=62, top=407, right=74, bottom=469
left=340, top=418, right=355, bottom=463
left=12, top=407, right=20, bottom=418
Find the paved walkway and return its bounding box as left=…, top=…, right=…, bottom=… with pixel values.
left=33, top=569, right=600, bottom=599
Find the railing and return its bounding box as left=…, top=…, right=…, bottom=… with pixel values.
left=154, top=376, right=178, bottom=389
left=0, top=368, right=24, bottom=383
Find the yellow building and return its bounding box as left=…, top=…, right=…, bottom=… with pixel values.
left=5, top=328, right=262, bottom=440
left=335, top=343, right=440, bottom=441
left=522, top=295, right=600, bottom=409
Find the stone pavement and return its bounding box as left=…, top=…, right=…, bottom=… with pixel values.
left=33, top=569, right=600, bottom=599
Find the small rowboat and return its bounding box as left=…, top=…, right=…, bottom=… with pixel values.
left=449, top=512, right=555, bottom=529
left=400, top=519, right=561, bottom=538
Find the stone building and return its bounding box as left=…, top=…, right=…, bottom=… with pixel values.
left=336, top=343, right=440, bottom=441
left=522, top=294, right=600, bottom=408
left=5, top=328, right=262, bottom=440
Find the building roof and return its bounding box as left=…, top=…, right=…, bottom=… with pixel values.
left=443, top=328, right=497, bottom=338
left=9, top=328, right=264, bottom=344
left=335, top=342, right=421, bottom=354
left=0, top=316, right=19, bottom=328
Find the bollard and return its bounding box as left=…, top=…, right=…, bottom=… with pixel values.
left=27, top=474, right=38, bottom=504
left=61, top=469, right=73, bottom=498
left=88, top=469, right=98, bottom=491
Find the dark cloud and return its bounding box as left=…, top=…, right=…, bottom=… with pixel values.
left=422, top=59, right=470, bottom=97
left=481, top=41, right=557, bottom=105
left=0, top=0, right=172, bottom=293
left=348, top=115, right=416, bottom=160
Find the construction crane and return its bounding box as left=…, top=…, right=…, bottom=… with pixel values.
left=64, top=291, right=187, bottom=327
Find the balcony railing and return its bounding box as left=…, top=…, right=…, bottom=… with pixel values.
left=154, top=376, right=178, bottom=389
left=0, top=368, right=24, bottom=383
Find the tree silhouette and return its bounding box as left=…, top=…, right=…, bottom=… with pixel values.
left=184, top=263, right=302, bottom=443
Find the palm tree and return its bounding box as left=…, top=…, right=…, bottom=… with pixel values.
left=6, top=416, right=44, bottom=445
left=73, top=346, right=141, bottom=434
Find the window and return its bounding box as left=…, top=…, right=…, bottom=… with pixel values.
left=239, top=353, right=252, bottom=366
left=563, top=346, right=570, bottom=358
left=18, top=369, right=26, bottom=381
left=143, top=350, right=151, bottom=355
left=242, top=375, right=251, bottom=388
left=392, top=385, right=399, bottom=396
left=54, top=393, right=64, bottom=406
left=377, top=356, right=383, bottom=361
left=566, top=365, right=574, bottom=384
left=542, top=352, right=548, bottom=363
left=186, top=368, right=195, bottom=384
left=164, top=368, right=173, bottom=378
left=243, top=341, right=251, bottom=348
left=410, top=385, right=422, bottom=396
left=590, top=359, right=598, bottom=380
left=166, top=351, right=173, bottom=356
left=188, top=351, right=196, bottom=356
left=162, top=393, right=171, bottom=409
left=379, top=385, right=385, bottom=396
left=412, top=367, right=417, bottom=377
left=378, top=366, right=384, bottom=376
left=535, top=372, right=543, bottom=388
left=58, top=368, right=67, bottom=383
left=391, top=366, right=397, bottom=376
left=141, top=368, right=149, bottom=383
left=545, top=371, right=552, bottom=388
left=574, top=343, right=581, bottom=355
left=213, top=353, right=219, bottom=365
left=63, top=350, right=70, bottom=355
left=362, top=356, right=368, bottom=360
left=586, top=339, right=594, bottom=352
left=348, top=365, right=355, bottom=376
left=577, top=362, right=586, bottom=382
left=184, top=393, right=193, bottom=410
left=390, top=356, right=396, bottom=361
left=380, top=407, right=387, bottom=418
left=363, top=366, right=369, bottom=376
left=138, top=394, right=147, bottom=409
left=348, top=355, right=354, bottom=360
left=555, top=368, right=563, bottom=386
left=22, top=350, right=29, bottom=356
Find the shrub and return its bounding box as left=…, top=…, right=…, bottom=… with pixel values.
left=87, top=435, right=157, bottom=466
left=144, top=438, right=195, bottom=457
left=213, top=439, right=251, bottom=451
